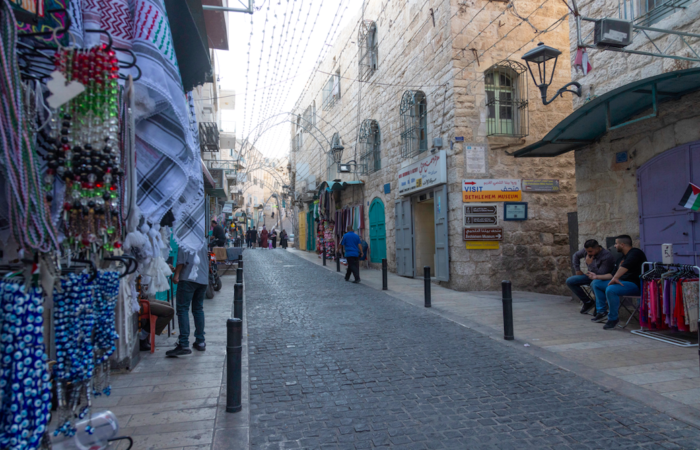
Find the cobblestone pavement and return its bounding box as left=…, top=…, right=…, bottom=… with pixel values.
left=245, top=250, right=700, bottom=449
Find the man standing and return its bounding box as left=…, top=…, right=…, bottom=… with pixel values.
left=339, top=227, right=363, bottom=283
left=210, top=219, right=226, bottom=250
left=167, top=242, right=210, bottom=356
left=590, top=235, right=647, bottom=329
left=566, top=239, right=615, bottom=314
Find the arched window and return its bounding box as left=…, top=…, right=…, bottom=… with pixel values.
left=327, top=132, right=341, bottom=180
left=358, top=20, right=378, bottom=81
left=484, top=61, right=529, bottom=137
left=400, top=90, right=428, bottom=158
left=359, top=119, right=381, bottom=174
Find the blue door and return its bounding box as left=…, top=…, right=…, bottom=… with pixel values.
left=369, top=198, right=387, bottom=263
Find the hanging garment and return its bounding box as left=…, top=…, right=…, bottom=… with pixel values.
left=682, top=281, right=699, bottom=332
left=674, top=279, right=689, bottom=332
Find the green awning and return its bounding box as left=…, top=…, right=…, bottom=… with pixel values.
left=319, top=180, right=365, bottom=193
left=234, top=211, right=247, bottom=217
left=206, top=188, right=227, bottom=199
left=514, top=68, right=700, bottom=158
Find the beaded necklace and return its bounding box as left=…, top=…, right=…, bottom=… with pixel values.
left=0, top=280, right=52, bottom=450
left=92, top=270, right=119, bottom=397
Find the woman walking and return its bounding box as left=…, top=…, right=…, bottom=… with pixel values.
left=280, top=229, right=288, bottom=249
left=270, top=228, right=278, bottom=248
left=260, top=225, right=269, bottom=249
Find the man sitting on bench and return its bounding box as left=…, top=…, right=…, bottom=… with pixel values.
left=590, top=235, right=647, bottom=330
left=567, top=239, right=615, bottom=314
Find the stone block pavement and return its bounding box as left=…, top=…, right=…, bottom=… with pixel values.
left=244, top=249, right=700, bottom=449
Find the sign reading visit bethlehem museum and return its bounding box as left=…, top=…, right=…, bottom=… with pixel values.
left=398, top=150, right=447, bottom=195
left=462, top=179, right=522, bottom=202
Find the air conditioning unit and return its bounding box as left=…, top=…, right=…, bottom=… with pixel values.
left=594, top=18, right=632, bottom=48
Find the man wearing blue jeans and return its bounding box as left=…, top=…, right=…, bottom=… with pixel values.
left=167, top=242, right=210, bottom=357
left=567, top=239, right=615, bottom=314
left=590, top=235, right=647, bottom=330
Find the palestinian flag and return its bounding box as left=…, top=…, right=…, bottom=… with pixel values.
left=679, top=182, right=700, bottom=211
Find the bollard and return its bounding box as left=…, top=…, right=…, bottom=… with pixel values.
left=233, top=283, right=243, bottom=320
left=238, top=254, right=242, bottom=262
left=382, top=259, right=388, bottom=291
left=424, top=266, right=431, bottom=308
left=236, top=267, right=243, bottom=284
left=226, top=318, right=242, bottom=413
left=336, top=252, right=341, bottom=272
left=323, top=246, right=326, bottom=266
left=502, top=280, right=514, bottom=341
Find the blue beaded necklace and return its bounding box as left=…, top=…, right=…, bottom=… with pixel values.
left=0, top=280, right=52, bottom=450
left=93, top=270, right=119, bottom=397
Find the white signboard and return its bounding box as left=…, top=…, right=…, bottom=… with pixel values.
left=462, top=179, right=522, bottom=202
left=398, top=150, right=447, bottom=195
left=222, top=203, right=233, bottom=214
left=465, top=143, right=487, bottom=174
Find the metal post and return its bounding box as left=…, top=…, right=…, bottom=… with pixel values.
left=233, top=283, right=243, bottom=320
left=226, top=318, right=242, bottom=413
left=502, top=280, right=514, bottom=341
left=238, top=258, right=243, bottom=269
left=336, top=252, right=341, bottom=272
left=323, top=243, right=326, bottom=266
left=236, top=267, right=243, bottom=284
left=424, top=266, right=431, bottom=308
left=382, top=259, right=388, bottom=290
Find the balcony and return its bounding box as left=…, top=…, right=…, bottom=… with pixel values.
left=199, top=122, right=220, bottom=152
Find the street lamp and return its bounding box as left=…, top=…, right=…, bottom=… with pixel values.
left=522, top=42, right=582, bottom=105
left=331, top=142, right=345, bottom=166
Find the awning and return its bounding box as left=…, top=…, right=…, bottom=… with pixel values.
left=318, top=180, right=365, bottom=193
left=234, top=211, right=247, bottom=217
left=202, top=0, right=229, bottom=51
left=513, top=68, right=700, bottom=158
left=201, top=160, right=216, bottom=188
left=205, top=188, right=227, bottom=199
left=164, top=0, right=213, bottom=91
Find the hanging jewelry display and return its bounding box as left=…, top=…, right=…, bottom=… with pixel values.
left=0, top=0, right=60, bottom=253
left=92, top=270, right=119, bottom=397
left=0, top=280, right=52, bottom=450
left=52, top=272, right=95, bottom=437
left=46, top=43, right=124, bottom=258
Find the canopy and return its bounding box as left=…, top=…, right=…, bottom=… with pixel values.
left=513, top=68, right=700, bottom=158
left=164, top=0, right=213, bottom=91
left=318, top=180, right=365, bottom=193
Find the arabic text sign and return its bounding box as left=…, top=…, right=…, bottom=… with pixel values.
left=522, top=179, right=559, bottom=192
left=462, top=179, right=522, bottom=202
left=463, top=227, right=503, bottom=241
left=398, top=150, right=447, bottom=195
left=463, top=203, right=498, bottom=228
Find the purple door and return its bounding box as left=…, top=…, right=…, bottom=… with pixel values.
left=637, top=141, right=700, bottom=264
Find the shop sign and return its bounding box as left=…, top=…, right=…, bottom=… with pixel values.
left=463, top=203, right=498, bottom=228
left=466, top=241, right=499, bottom=250
left=222, top=203, right=233, bottom=213
left=522, top=179, right=559, bottom=192
left=462, top=179, right=521, bottom=202
left=463, top=227, right=503, bottom=241
left=398, top=150, right=447, bottom=195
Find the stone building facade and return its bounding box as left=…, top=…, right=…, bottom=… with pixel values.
left=513, top=0, right=700, bottom=266
left=291, top=0, right=576, bottom=294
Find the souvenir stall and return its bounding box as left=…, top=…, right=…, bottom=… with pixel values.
left=317, top=181, right=365, bottom=263
left=0, top=1, right=209, bottom=448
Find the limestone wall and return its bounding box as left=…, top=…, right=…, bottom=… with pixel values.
left=568, top=0, right=700, bottom=109
left=291, top=0, right=575, bottom=294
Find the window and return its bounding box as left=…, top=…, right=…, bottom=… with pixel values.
left=322, top=71, right=341, bottom=110
left=484, top=61, right=528, bottom=137
left=303, top=104, right=314, bottom=130
left=621, top=0, right=690, bottom=25
left=359, top=119, right=381, bottom=174
left=328, top=133, right=341, bottom=180
left=358, top=20, right=378, bottom=81
left=400, top=90, right=428, bottom=158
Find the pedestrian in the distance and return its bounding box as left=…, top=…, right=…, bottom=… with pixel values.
left=359, top=234, right=370, bottom=269
left=270, top=228, right=278, bottom=248
left=167, top=242, right=209, bottom=357
left=260, top=225, right=269, bottom=249
left=280, top=229, right=288, bottom=249
left=339, top=227, right=363, bottom=283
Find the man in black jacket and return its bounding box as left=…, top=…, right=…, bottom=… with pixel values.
left=210, top=220, right=226, bottom=250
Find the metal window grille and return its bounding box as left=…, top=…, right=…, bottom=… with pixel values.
left=322, top=72, right=341, bottom=110
left=358, top=20, right=378, bottom=82
left=400, top=90, right=428, bottom=158
left=485, top=61, right=529, bottom=138
left=199, top=122, right=220, bottom=152
left=620, top=0, right=691, bottom=25
left=359, top=119, right=381, bottom=174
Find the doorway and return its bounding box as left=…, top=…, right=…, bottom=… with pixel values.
left=638, top=141, right=700, bottom=264
left=369, top=198, right=387, bottom=263
left=413, top=198, right=435, bottom=276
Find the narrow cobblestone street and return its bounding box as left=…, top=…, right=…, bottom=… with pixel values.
left=245, top=250, right=700, bottom=449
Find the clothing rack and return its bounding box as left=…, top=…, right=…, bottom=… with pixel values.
left=631, top=262, right=699, bottom=347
